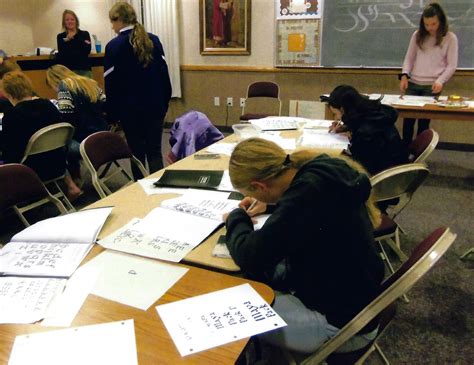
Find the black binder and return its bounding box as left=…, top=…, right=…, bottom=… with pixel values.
left=153, top=170, right=224, bottom=189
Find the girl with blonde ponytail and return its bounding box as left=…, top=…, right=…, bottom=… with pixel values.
left=105, top=1, right=172, bottom=178
left=224, top=137, right=384, bottom=354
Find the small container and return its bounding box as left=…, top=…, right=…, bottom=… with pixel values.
left=232, top=123, right=261, bottom=140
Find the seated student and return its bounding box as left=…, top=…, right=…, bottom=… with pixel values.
left=46, top=64, right=108, bottom=180
left=224, top=138, right=384, bottom=354
left=0, top=58, right=21, bottom=114
left=1, top=71, right=82, bottom=199
left=321, top=85, right=408, bottom=175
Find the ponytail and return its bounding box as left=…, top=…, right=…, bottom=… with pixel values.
left=131, top=23, right=154, bottom=67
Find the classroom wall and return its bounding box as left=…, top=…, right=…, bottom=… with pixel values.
left=0, top=0, right=111, bottom=56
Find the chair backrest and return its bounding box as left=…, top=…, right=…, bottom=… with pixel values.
left=241, top=81, right=282, bottom=120
left=167, top=110, right=224, bottom=163
left=20, top=122, right=74, bottom=162
left=408, top=129, right=439, bottom=163
left=0, top=163, right=68, bottom=226
left=80, top=131, right=148, bottom=198
left=302, top=227, right=457, bottom=365
left=370, top=163, right=429, bottom=218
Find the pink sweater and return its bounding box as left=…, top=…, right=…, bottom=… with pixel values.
left=402, top=31, right=458, bottom=86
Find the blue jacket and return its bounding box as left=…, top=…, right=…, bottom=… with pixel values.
left=104, top=28, right=172, bottom=121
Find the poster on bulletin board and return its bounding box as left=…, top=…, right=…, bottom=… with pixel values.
left=276, top=18, right=321, bottom=67
left=276, top=0, right=321, bottom=19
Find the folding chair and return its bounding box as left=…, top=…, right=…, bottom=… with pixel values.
left=0, top=163, right=68, bottom=227
left=80, top=131, right=149, bottom=198
left=371, top=163, right=430, bottom=278
left=287, top=227, right=456, bottom=365
left=20, top=122, right=76, bottom=212
left=407, top=129, right=439, bottom=163
left=240, top=81, right=282, bottom=121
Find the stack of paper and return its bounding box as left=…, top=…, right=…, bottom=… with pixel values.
left=298, top=129, right=349, bottom=149
left=250, top=117, right=300, bottom=131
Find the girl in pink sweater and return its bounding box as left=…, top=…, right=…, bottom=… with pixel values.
left=400, top=2, right=458, bottom=145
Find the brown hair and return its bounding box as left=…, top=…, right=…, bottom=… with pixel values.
left=416, top=2, right=448, bottom=48
left=109, top=2, right=154, bottom=67
left=1, top=71, right=35, bottom=100
left=0, top=59, right=21, bottom=80
left=46, top=64, right=101, bottom=103
left=229, top=138, right=381, bottom=228
left=62, top=9, right=80, bottom=31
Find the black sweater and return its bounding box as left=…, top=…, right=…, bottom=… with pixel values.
left=56, top=30, right=91, bottom=71
left=226, top=155, right=384, bottom=329
left=2, top=98, right=66, bottom=180
left=346, top=104, right=408, bottom=175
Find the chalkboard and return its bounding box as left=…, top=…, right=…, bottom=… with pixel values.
left=321, top=0, right=474, bottom=69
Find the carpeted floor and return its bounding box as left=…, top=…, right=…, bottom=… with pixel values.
left=1, top=136, right=473, bottom=364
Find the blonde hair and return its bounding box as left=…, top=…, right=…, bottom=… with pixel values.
left=109, top=2, right=154, bottom=67
left=0, top=59, right=20, bottom=79
left=46, top=64, right=101, bottom=103
left=1, top=71, right=35, bottom=100
left=62, top=9, right=80, bottom=31
left=229, top=138, right=381, bottom=228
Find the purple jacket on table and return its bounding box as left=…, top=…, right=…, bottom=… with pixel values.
left=168, top=110, right=224, bottom=162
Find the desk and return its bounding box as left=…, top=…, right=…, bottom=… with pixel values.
left=324, top=101, right=474, bottom=122
left=0, top=245, right=274, bottom=364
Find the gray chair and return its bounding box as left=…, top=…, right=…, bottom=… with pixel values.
left=80, top=131, right=149, bottom=198
left=0, top=163, right=68, bottom=227
left=20, top=122, right=76, bottom=212
left=285, top=227, right=456, bottom=365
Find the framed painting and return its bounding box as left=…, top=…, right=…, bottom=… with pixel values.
left=199, top=0, right=251, bottom=55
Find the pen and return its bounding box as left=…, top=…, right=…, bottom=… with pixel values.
left=247, top=199, right=258, bottom=212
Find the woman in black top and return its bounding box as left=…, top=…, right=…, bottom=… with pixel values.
left=1, top=71, right=82, bottom=199
left=224, top=138, right=384, bottom=353
left=321, top=85, right=408, bottom=175
left=56, top=9, right=92, bottom=78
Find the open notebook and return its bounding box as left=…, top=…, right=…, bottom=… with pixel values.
left=0, top=207, right=113, bottom=278
left=99, top=197, right=239, bottom=262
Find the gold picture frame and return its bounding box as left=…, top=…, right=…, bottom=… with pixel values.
left=199, top=0, right=251, bottom=55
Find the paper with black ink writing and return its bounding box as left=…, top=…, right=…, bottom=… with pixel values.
left=8, top=319, right=138, bottom=365
left=156, top=283, right=286, bottom=356
left=0, top=277, right=66, bottom=324
left=80, top=250, right=188, bottom=310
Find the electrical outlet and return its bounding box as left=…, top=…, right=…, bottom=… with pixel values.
left=240, top=98, right=246, bottom=107
left=227, top=97, right=233, bottom=107
left=214, top=97, right=220, bottom=106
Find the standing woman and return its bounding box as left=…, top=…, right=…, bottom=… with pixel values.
left=400, top=2, right=458, bottom=145
left=105, top=2, right=172, bottom=178
left=56, top=9, right=92, bottom=78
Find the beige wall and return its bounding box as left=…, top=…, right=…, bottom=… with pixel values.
left=0, top=0, right=112, bottom=56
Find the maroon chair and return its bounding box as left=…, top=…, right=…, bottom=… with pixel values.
left=240, top=81, right=282, bottom=121
left=0, top=163, right=68, bottom=227
left=407, top=129, right=439, bottom=163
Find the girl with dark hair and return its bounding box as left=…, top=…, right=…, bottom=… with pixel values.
left=56, top=9, right=92, bottom=77
left=400, top=2, right=458, bottom=144
left=105, top=2, right=172, bottom=178
left=321, top=85, right=408, bottom=175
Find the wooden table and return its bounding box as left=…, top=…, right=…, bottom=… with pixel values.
left=0, top=245, right=274, bottom=365
left=324, top=101, right=474, bottom=122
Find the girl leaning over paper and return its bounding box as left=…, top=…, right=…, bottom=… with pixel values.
left=223, top=138, right=384, bottom=355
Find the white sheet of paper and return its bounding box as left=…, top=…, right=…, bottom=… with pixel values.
left=303, top=119, right=333, bottom=129
left=99, top=207, right=222, bottom=262
left=41, top=266, right=99, bottom=327
left=216, top=170, right=237, bottom=192
left=206, top=142, right=236, bottom=156
left=0, top=277, right=66, bottom=324
left=11, top=207, right=113, bottom=244
left=80, top=251, right=188, bottom=310
left=137, top=179, right=187, bottom=196
left=0, top=242, right=93, bottom=277
left=160, top=196, right=239, bottom=221
left=181, top=189, right=231, bottom=200
left=298, top=129, right=349, bottom=149
left=260, top=133, right=297, bottom=150
left=250, top=117, right=300, bottom=130
left=157, top=283, right=286, bottom=356
left=8, top=319, right=138, bottom=365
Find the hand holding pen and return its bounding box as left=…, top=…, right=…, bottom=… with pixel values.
left=239, top=197, right=266, bottom=217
